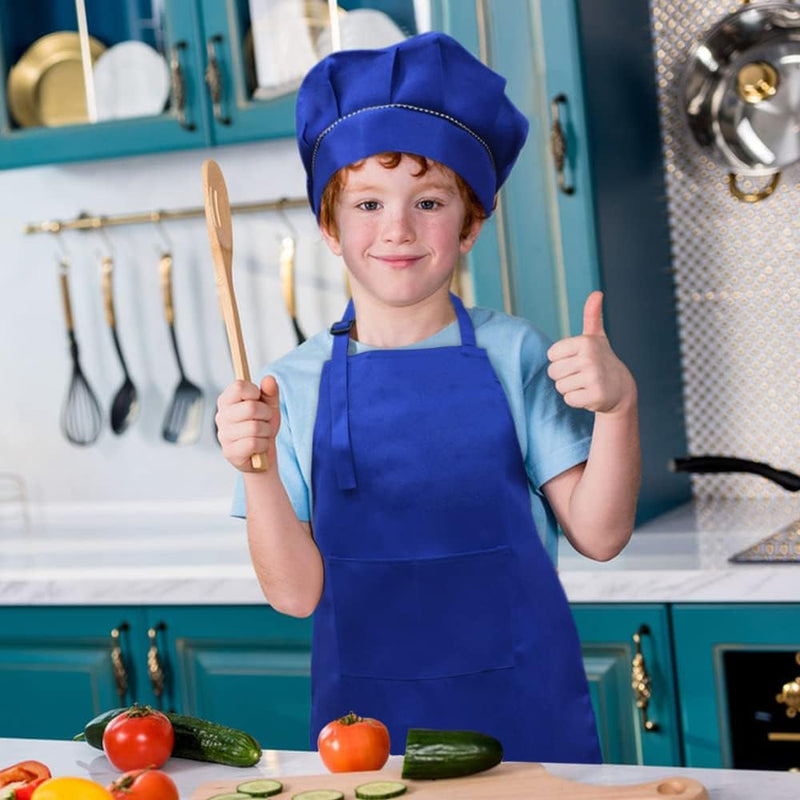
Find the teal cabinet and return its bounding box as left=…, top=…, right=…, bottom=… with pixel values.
left=572, top=604, right=682, bottom=766
left=672, top=604, right=800, bottom=770
left=0, top=607, right=148, bottom=739
left=0, top=604, right=311, bottom=750
left=465, top=0, right=690, bottom=526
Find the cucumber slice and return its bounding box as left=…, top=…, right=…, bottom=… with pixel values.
left=291, top=791, right=345, bottom=800
left=355, top=780, right=408, bottom=799
left=236, top=779, right=283, bottom=797
left=207, top=794, right=252, bottom=800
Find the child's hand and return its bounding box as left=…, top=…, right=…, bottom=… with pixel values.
left=215, top=376, right=281, bottom=472
left=546, top=291, right=637, bottom=415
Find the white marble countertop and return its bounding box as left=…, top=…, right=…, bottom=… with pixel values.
left=2, top=737, right=799, bottom=800
left=2, top=496, right=800, bottom=606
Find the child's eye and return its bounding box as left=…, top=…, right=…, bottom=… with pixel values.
left=417, top=199, right=441, bottom=211
left=356, top=200, right=380, bottom=211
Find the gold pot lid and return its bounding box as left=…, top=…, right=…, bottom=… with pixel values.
left=8, top=31, right=106, bottom=128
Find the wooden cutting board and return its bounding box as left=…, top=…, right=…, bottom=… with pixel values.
left=191, top=762, right=708, bottom=799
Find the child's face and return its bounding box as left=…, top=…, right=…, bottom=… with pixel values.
left=321, top=155, right=482, bottom=310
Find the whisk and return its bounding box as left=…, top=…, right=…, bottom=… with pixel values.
left=59, top=259, right=102, bottom=445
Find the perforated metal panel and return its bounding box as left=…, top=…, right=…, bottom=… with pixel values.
left=650, top=0, right=800, bottom=499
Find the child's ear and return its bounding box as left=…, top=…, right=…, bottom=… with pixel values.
left=320, top=223, right=343, bottom=256
left=459, top=217, right=485, bottom=255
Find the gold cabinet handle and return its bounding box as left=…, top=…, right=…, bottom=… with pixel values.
left=775, top=652, right=800, bottom=719
left=147, top=622, right=167, bottom=708
left=550, top=94, right=575, bottom=196
left=631, top=624, right=659, bottom=732
left=205, top=35, right=231, bottom=126
left=110, top=623, right=130, bottom=705
left=169, top=41, right=195, bottom=131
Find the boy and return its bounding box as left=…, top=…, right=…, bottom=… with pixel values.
left=217, top=32, right=639, bottom=763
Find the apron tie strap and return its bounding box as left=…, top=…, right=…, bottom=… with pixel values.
left=329, top=301, right=357, bottom=490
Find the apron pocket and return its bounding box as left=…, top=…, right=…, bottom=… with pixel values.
left=327, top=546, right=515, bottom=680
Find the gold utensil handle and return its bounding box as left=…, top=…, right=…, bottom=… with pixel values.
left=101, top=257, right=116, bottom=328
left=147, top=623, right=166, bottom=707
left=632, top=624, right=659, bottom=732
left=280, top=236, right=297, bottom=317
left=59, top=262, right=74, bottom=333
left=159, top=253, right=175, bottom=325
left=110, top=623, right=129, bottom=704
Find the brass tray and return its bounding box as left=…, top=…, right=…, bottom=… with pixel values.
left=7, top=31, right=106, bottom=128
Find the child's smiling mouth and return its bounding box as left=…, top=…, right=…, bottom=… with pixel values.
left=372, top=254, right=424, bottom=268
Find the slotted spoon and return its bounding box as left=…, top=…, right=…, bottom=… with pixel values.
left=159, top=252, right=204, bottom=445
left=58, top=259, right=102, bottom=445
left=202, top=158, right=267, bottom=471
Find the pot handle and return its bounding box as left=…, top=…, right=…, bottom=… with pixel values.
left=728, top=171, right=780, bottom=203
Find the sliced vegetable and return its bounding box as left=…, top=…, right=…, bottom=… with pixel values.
left=401, top=728, right=503, bottom=779
left=206, top=794, right=251, bottom=800
left=235, top=779, right=283, bottom=797
left=317, top=712, right=390, bottom=773
left=0, top=762, right=51, bottom=788
left=102, top=705, right=174, bottom=771
left=13, top=778, right=49, bottom=800
left=291, top=792, right=344, bottom=800
left=354, top=780, right=407, bottom=799
left=77, top=707, right=262, bottom=767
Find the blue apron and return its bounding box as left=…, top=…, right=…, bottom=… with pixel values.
left=310, top=294, right=600, bottom=763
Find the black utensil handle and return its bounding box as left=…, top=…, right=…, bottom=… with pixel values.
left=110, top=326, right=131, bottom=378
left=670, top=456, right=800, bottom=492
left=292, top=316, right=306, bottom=345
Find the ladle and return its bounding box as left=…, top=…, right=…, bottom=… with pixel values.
left=59, top=259, right=102, bottom=445
left=101, top=257, right=139, bottom=434
left=159, top=252, right=204, bottom=445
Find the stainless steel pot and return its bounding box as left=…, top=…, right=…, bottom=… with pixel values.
left=682, top=2, right=800, bottom=202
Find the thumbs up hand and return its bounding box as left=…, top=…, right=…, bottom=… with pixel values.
left=546, top=291, right=637, bottom=415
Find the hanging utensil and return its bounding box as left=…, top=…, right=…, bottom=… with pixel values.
left=670, top=455, right=800, bottom=492
left=58, top=258, right=102, bottom=445
left=100, top=256, right=139, bottom=434
left=159, top=252, right=204, bottom=445
left=280, top=234, right=306, bottom=344
left=202, top=158, right=267, bottom=471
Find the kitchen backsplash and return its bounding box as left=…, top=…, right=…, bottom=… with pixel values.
left=1, top=138, right=348, bottom=508
left=650, top=0, right=800, bottom=500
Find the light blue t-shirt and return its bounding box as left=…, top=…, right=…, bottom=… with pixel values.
left=232, top=305, right=593, bottom=562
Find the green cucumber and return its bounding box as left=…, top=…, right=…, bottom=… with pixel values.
left=76, top=706, right=262, bottom=767
left=236, top=779, right=283, bottom=797
left=207, top=794, right=251, bottom=800
left=291, top=792, right=344, bottom=800
left=354, top=780, right=407, bottom=798
left=401, top=728, right=503, bottom=779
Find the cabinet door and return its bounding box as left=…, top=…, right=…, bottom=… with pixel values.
left=571, top=604, right=682, bottom=766
left=672, top=604, right=800, bottom=770
left=0, top=606, right=146, bottom=738
left=198, top=0, right=427, bottom=146
left=147, top=606, right=313, bottom=750
left=0, top=1, right=208, bottom=170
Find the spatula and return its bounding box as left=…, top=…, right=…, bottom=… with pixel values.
left=202, top=158, right=267, bottom=471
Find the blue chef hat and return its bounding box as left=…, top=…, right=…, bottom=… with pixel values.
left=295, top=31, right=529, bottom=218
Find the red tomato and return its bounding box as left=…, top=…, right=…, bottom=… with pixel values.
left=317, top=712, right=391, bottom=773
left=0, top=761, right=51, bottom=788
left=102, top=706, right=174, bottom=771
left=108, top=768, right=179, bottom=800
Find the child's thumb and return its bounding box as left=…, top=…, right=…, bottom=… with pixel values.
left=260, top=375, right=280, bottom=405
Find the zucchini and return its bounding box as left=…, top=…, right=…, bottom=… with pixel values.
left=236, top=779, right=283, bottom=797
left=75, top=707, right=262, bottom=767
left=291, top=792, right=344, bottom=800
left=401, top=728, right=503, bottom=779
left=354, top=780, right=407, bottom=798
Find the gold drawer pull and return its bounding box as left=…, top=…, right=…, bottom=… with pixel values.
left=147, top=622, right=167, bottom=708
left=631, top=624, right=659, bottom=732
left=110, top=622, right=130, bottom=705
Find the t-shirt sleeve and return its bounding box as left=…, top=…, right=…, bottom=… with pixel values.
left=521, top=333, right=594, bottom=489
left=229, top=376, right=311, bottom=522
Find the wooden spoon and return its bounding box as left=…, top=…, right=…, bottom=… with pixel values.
left=202, top=158, right=267, bottom=471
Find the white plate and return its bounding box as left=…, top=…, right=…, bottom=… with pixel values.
left=316, top=8, right=407, bottom=57
left=93, top=40, right=170, bottom=121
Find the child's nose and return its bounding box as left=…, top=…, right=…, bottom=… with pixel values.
left=380, top=209, right=415, bottom=242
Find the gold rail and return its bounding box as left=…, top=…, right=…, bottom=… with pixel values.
left=24, top=196, right=309, bottom=235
